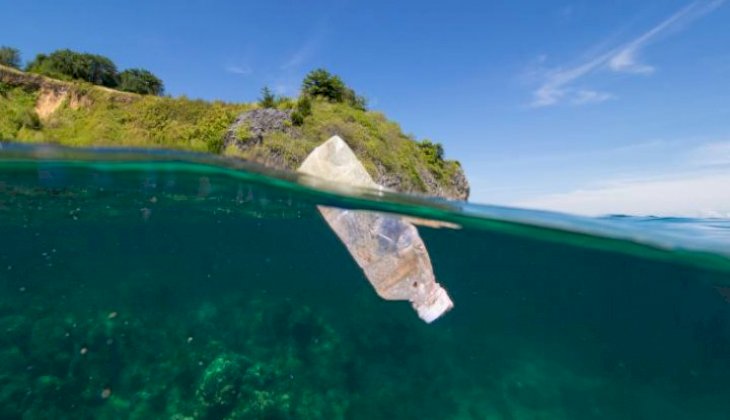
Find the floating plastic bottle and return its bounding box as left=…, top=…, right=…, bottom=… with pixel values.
left=298, top=136, right=453, bottom=323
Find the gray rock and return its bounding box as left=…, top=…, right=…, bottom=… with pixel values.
left=223, top=108, right=293, bottom=150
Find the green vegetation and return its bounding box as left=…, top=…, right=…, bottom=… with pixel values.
left=0, top=46, right=21, bottom=69
left=0, top=82, right=43, bottom=140
left=21, top=47, right=162, bottom=95
left=0, top=79, right=248, bottom=152
left=0, top=61, right=468, bottom=199
left=27, top=49, right=120, bottom=88
left=118, top=68, right=164, bottom=95
left=291, top=95, right=312, bottom=126
left=259, top=86, right=276, bottom=108
left=302, top=68, right=367, bottom=111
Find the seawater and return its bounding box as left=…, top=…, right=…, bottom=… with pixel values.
left=1, top=144, right=729, bottom=419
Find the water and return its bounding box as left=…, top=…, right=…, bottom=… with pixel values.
left=1, top=144, right=729, bottom=419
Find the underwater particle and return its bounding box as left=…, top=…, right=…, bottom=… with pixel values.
left=7, top=265, right=11, bottom=270
left=80, top=347, right=88, bottom=355
left=187, top=336, right=194, bottom=343
left=18, top=286, right=25, bottom=292
left=140, top=207, right=152, bottom=221
left=298, top=136, right=453, bottom=323
left=101, top=388, right=111, bottom=399
left=149, top=196, right=158, bottom=203
left=108, top=312, right=118, bottom=319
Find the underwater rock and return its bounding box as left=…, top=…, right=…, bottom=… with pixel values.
left=197, top=354, right=248, bottom=409
left=298, top=135, right=453, bottom=323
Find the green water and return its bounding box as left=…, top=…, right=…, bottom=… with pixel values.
left=1, top=145, right=729, bottom=419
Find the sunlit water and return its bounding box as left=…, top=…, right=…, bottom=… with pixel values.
left=1, top=144, right=729, bottom=419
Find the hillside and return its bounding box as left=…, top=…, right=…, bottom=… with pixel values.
left=0, top=64, right=469, bottom=200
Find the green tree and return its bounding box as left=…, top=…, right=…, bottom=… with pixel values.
left=26, top=49, right=119, bottom=87
left=259, top=86, right=276, bottom=108
left=301, top=69, right=346, bottom=102
left=0, top=46, right=21, bottom=69
left=301, top=68, right=367, bottom=110
left=118, top=68, right=164, bottom=95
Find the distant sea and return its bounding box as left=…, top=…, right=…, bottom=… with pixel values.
left=1, top=143, right=729, bottom=419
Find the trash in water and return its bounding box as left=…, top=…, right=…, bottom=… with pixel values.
left=298, top=136, right=453, bottom=323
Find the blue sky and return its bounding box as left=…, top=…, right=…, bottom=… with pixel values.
left=2, top=0, right=730, bottom=215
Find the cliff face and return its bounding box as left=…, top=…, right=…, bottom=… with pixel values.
left=222, top=108, right=470, bottom=200
left=0, top=65, right=469, bottom=200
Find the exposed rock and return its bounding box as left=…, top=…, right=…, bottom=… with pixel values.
left=449, top=168, right=470, bottom=200
left=223, top=108, right=294, bottom=150
left=35, top=87, right=68, bottom=119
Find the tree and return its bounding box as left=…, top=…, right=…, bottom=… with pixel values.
left=301, top=68, right=367, bottom=110
left=259, top=86, right=276, bottom=108
left=26, top=49, right=119, bottom=88
left=302, top=68, right=346, bottom=102
left=0, top=46, right=21, bottom=69
left=118, top=68, right=164, bottom=95
left=83, top=54, right=118, bottom=87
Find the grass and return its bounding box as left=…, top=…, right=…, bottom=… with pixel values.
left=0, top=66, right=467, bottom=198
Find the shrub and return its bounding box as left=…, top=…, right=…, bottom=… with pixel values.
left=289, top=95, right=312, bottom=126
left=0, top=46, right=21, bottom=69
left=301, top=68, right=367, bottom=110
left=118, top=68, right=164, bottom=95
left=259, top=86, right=275, bottom=108
left=296, top=95, right=312, bottom=117
left=345, top=90, right=367, bottom=111
left=26, top=49, right=119, bottom=87
left=275, top=96, right=295, bottom=110
left=235, top=122, right=252, bottom=140
left=19, top=109, right=42, bottom=130
left=291, top=111, right=305, bottom=126
left=418, top=140, right=444, bottom=164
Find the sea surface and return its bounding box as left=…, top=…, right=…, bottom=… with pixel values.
left=1, top=143, right=729, bottom=419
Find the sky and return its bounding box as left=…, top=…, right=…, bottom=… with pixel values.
left=2, top=0, right=730, bottom=216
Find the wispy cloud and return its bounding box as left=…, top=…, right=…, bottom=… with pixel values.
left=280, top=30, right=326, bottom=71
left=505, top=138, right=730, bottom=216
left=280, top=43, right=315, bottom=70
left=689, top=141, right=730, bottom=166
left=225, top=65, right=253, bottom=76
left=530, top=1, right=724, bottom=107
left=572, top=89, right=616, bottom=105
left=515, top=171, right=730, bottom=217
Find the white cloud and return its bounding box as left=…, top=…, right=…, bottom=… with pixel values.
left=515, top=171, right=730, bottom=217
left=225, top=65, right=252, bottom=76
left=280, top=37, right=321, bottom=70
left=530, top=0, right=724, bottom=107
left=572, top=89, right=615, bottom=105
left=688, top=141, right=730, bottom=166
left=607, top=49, right=655, bottom=74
